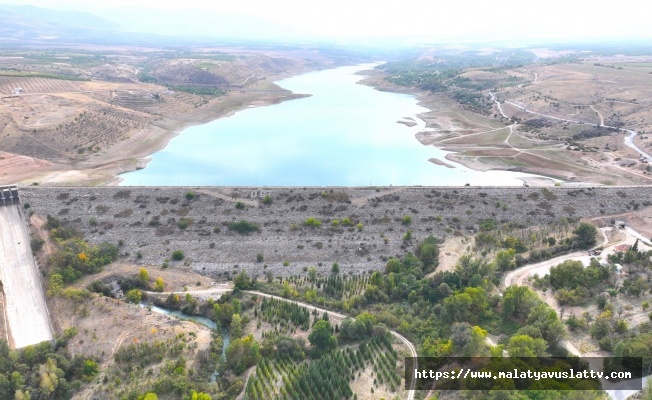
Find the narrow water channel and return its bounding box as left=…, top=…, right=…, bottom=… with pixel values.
left=141, top=303, right=231, bottom=381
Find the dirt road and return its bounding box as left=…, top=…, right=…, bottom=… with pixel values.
left=0, top=205, right=53, bottom=348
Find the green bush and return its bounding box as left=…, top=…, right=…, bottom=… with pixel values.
left=126, top=289, right=142, bottom=304
left=171, top=250, right=185, bottom=261
left=177, top=218, right=193, bottom=229
left=262, top=195, right=272, bottom=205
left=341, top=217, right=354, bottom=227
left=185, top=191, right=196, bottom=200
left=228, top=220, right=260, bottom=234
left=30, top=237, right=45, bottom=252
left=304, top=217, right=322, bottom=228
left=235, top=201, right=245, bottom=209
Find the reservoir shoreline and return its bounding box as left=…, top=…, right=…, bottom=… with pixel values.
left=107, top=88, right=312, bottom=186
left=119, top=64, right=556, bottom=187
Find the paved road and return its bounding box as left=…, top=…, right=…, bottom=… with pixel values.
left=0, top=205, right=53, bottom=348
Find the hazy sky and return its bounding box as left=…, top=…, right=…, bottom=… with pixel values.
left=2, top=0, right=650, bottom=42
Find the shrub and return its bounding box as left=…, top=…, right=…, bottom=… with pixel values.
left=30, top=237, right=45, bottom=252
left=154, top=277, right=165, bottom=292
left=234, top=270, right=253, bottom=290
left=341, top=218, right=354, bottom=227
left=402, top=215, right=412, bottom=225
left=171, top=250, right=185, bottom=261
left=228, top=220, right=260, bottom=234
left=185, top=191, right=196, bottom=200
left=177, top=218, right=193, bottom=229
left=256, top=253, right=264, bottom=263
left=262, top=195, right=272, bottom=205
left=126, top=289, right=142, bottom=304
left=235, top=201, right=245, bottom=209
left=304, top=217, right=322, bottom=228
left=331, top=263, right=340, bottom=274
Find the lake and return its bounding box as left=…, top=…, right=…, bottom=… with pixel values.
left=119, top=64, right=549, bottom=186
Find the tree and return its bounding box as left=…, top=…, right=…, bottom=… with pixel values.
left=138, top=394, right=158, bottom=400
left=573, top=222, right=598, bottom=247
left=139, top=268, right=149, bottom=286
left=308, top=266, right=317, bottom=281
left=525, top=304, right=566, bottom=347
left=549, top=260, right=585, bottom=290
left=82, top=360, right=99, bottom=378
left=38, top=358, right=63, bottom=397
left=191, top=391, right=212, bottom=400
left=225, top=334, right=261, bottom=375
left=308, top=320, right=337, bottom=355
left=501, top=236, right=527, bottom=253
left=233, top=270, right=252, bottom=290
left=416, top=235, right=439, bottom=271
left=154, top=277, right=164, bottom=292
left=506, top=335, right=548, bottom=357
left=450, top=323, right=487, bottom=356
left=495, top=249, right=517, bottom=271
left=454, top=256, right=495, bottom=286
left=126, top=289, right=142, bottom=304
left=502, top=285, right=541, bottom=319
left=230, top=314, right=243, bottom=339
left=47, top=273, right=64, bottom=296
left=331, top=263, right=340, bottom=274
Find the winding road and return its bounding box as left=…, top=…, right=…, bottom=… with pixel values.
left=501, top=225, right=651, bottom=399
left=493, top=94, right=652, bottom=163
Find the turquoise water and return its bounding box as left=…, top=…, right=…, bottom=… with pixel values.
left=120, top=64, right=547, bottom=186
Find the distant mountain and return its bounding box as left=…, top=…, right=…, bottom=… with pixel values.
left=101, top=8, right=306, bottom=41
left=0, top=4, right=310, bottom=45
left=0, top=4, right=119, bottom=41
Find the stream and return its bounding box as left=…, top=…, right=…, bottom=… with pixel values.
left=140, top=302, right=230, bottom=382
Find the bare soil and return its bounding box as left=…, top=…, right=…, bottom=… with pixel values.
left=360, top=62, right=652, bottom=186
left=0, top=49, right=333, bottom=186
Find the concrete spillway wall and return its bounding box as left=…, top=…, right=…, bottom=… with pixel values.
left=0, top=202, right=54, bottom=348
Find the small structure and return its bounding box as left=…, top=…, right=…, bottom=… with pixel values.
left=614, top=220, right=626, bottom=229
left=0, top=185, right=18, bottom=206
left=12, top=87, right=23, bottom=95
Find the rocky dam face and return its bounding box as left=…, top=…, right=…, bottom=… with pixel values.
left=18, top=186, right=652, bottom=279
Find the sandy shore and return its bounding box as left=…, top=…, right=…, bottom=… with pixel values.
left=357, top=68, right=647, bottom=186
